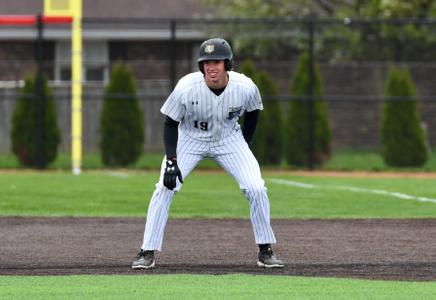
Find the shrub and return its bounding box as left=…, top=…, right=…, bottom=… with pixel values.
left=381, top=66, right=428, bottom=167
left=100, top=62, right=144, bottom=166
left=238, top=59, right=256, bottom=78
left=237, top=60, right=257, bottom=128
left=252, top=70, right=283, bottom=165
left=286, top=52, right=331, bottom=167
left=238, top=59, right=284, bottom=165
left=11, top=73, right=60, bottom=168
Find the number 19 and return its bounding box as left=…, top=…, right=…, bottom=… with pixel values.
left=194, top=121, right=208, bottom=131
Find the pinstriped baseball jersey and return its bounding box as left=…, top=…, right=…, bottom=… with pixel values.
left=161, top=71, right=263, bottom=142
left=140, top=70, right=277, bottom=252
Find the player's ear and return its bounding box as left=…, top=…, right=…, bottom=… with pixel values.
left=224, top=59, right=233, bottom=71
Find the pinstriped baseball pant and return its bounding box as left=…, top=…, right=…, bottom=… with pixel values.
left=141, top=129, right=277, bottom=251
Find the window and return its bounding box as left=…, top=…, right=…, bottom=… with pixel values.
left=55, top=41, right=70, bottom=82
left=84, top=42, right=107, bottom=82
left=60, top=66, right=71, bottom=81
left=55, top=41, right=108, bottom=83
left=86, top=67, right=104, bottom=81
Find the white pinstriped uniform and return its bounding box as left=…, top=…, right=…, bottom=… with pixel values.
left=141, top=71, right=277, bottom=251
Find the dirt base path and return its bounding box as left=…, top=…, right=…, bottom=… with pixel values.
left=1, top=217, right=435, bottom=281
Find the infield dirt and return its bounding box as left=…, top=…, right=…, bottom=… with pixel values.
left=0, top=217, right=435, bottom=281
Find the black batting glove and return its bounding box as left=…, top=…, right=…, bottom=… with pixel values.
left=163, top=158, right=183, bottom=190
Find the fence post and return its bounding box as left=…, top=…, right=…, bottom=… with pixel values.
left=170, top=20, right=176, bottom=90
left=307, top=17, right=315, bottom=170
left=35, top=13, right=45, bottom=169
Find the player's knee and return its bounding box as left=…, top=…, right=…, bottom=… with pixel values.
left=240, top=184, right=267, bottom=196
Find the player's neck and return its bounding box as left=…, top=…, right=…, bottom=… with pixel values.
left=209, top=86, right=226, bottom=96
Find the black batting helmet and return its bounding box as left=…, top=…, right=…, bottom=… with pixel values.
left=197, top=38, right=233, bottom=73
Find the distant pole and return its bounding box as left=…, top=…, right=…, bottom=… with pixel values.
left=44, top=0, right=82, bottom=174
left=170, top=20, right=176, bottom=90
left=35, top=13, right=45, bottom=169
left=307, top=18, right=315, bottom=170
left=71, top=0, right=83, bottom=175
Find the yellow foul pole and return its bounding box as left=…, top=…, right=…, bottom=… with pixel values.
left=44, top=0, right=82, bottom=174
left=71, top=0, right=83, bottom=175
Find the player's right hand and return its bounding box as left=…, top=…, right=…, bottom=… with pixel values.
left=163, top=158, right=183, bottom=190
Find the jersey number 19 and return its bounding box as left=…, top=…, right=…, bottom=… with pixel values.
left=194, top=121, right=208, bottom=131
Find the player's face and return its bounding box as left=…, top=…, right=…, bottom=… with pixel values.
left=203, top=60, right=228, bottom=89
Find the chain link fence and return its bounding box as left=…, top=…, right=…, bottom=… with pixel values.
left=1, top=17, right=435, bottom=156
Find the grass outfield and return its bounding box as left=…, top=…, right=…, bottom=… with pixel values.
left=1, top=171, right=436, bottom=218
left=1, top=149, right=436, bottom=171
left=1, top=171, right=435, bottom=298
left=1, top=274, right=436, bottom=300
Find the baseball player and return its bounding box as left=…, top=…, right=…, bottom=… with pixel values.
left=132, top=38, right=284, bottom=269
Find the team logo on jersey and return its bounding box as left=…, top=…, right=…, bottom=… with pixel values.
left=204, top=44, right=214, bottom=54
left=228, top=106, right=242, bottom=120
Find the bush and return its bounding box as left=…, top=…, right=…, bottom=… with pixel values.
left=251, top=71, right=283, bottom=165
left=237, top=60, right=257, bottom=128
left=100, top=62, right=144, bottom=166
left=238, top=59, right=256, bottom=78
left=286, top=52, right=331, bottom=167
left=238, top=59, right=283, bottom=165
left=381, top=66, right=428, bottom=167
left=11, top=73, right=60, bottom=168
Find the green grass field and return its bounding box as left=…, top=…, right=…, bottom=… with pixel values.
left=1, top=274, right=435, bottom=300
left=1, top=171, right=435, bottom=218
left=1, top=170, right=436, bottom=299
left=1, top=149, right=436, bottom=171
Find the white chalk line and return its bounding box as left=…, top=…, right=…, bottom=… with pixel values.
left=106, top=171, right=130, bottom=178
left=268, top=178, right=436, bottom=204
left=268, top=178, right=317, bottom=189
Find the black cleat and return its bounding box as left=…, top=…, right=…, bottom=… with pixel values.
left=132, top=249, right=155, bottom=270
left=257, top=247, right=284, bottom=268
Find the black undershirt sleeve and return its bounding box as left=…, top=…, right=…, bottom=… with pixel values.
left=163, top=116, right=179, bottom=159
left=242, top=109, right=260, bottom=145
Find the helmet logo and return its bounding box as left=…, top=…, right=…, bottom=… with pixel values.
left=204, top=44, right=214, bottom=54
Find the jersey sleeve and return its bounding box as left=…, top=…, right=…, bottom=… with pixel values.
left=245, top=84, right=264, bottom=112
left=160, top=85, right=186, bottom=122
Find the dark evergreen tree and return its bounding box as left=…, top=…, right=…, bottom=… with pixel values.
left=238, top=59, right=283, bottom=165
left=100, top=62, right=144, bottom=166
left=238, top=59, right=256, bottom=78
left=237, top=59, right=256, bottom=137
left=11, top=73, right=60, bottom=168
left=252, top=71, right=283, bottom=165
left=381, top=66, right=428, bottom=167
left=286, top=52, right=331, bottom=167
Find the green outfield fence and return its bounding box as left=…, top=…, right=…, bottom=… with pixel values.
left=0, top=17, right=436, bottom=168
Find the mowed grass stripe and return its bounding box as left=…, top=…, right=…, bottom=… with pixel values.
left=0, top=274, right=435, bottom=300
left=268, top=178, right=436, bottom=203
left=1, top=171, right=436, bottom=218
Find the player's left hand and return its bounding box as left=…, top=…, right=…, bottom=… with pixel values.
left=163, top=158, right=183, bottom=190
